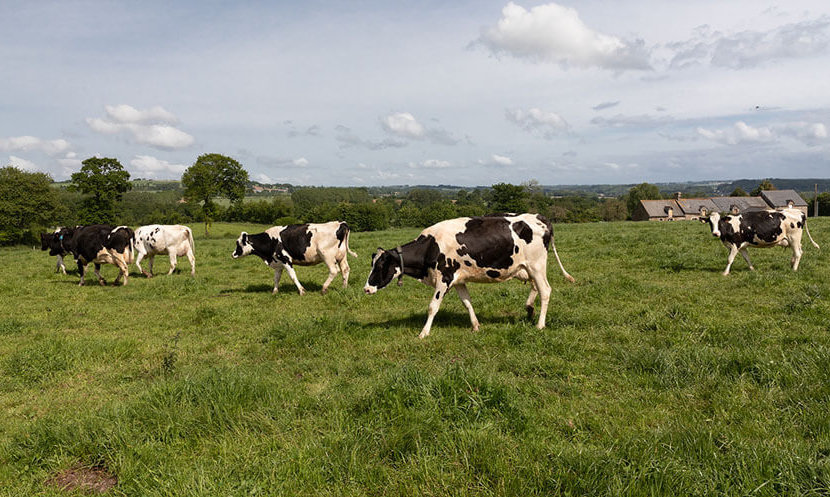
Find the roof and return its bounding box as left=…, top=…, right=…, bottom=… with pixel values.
left=676, top=198, right=718, bottom=216
left=710, top=196, right=769, bottom=213
left=639, top=199, right=682, bottom=218
left=760, top=189, right=808, bottom=207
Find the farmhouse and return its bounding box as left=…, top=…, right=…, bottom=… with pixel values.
left=635, top=190, right=810, bottom=221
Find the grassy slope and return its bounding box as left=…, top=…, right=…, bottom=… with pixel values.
left=1, top=220, right=829, bottom=496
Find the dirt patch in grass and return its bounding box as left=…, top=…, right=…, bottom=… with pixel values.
left=46, top=464, right=117, bottom=494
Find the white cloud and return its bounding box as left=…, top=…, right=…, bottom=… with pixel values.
left=255, top=173, right=274, bottom=184
left=129, top=155, right=187, bottom=179
left=506, top=107, right=569, bottom=138
left=409, top=159, right=451, bottom=169
left=492, top=154, right=513, bottom=166
left=293, top=157, right=309, bottom=167
left=697, top=120, right=829, bottom=146
left=0, top=136, right=72, bottom=156
left=591, top=114, right=674, bottom=128
left=257, top=155, right=311, bottom=168
left=86, top=104, right=194, bottom=150
left=8, top=155, right=39, bottom=171
left=381, top=112, right=426, bottom=139
left=478, top=2, right=652, bottom=71
left=669, top=18, right=830, bottom=70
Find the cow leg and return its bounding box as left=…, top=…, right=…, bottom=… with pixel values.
left=455, top=284, right=480, bottom=332
left=77, top=261, right=86, bottom=286
left=148, top=255, right=155, bottom=277
left=56, top=254, right=66, bottom=274
left=739, top=248, right=754, bottom=271
left=283, top=264, right=305, bottom=295
left=723, top=244, right=739, bottom=275
left=530, top=272, right=552, bottom=330
left=320, top=255, right=339, bottom=295
left=135, top=250, right=150, bottom=277
left=113, top=255, right=129, bottom=285
left=272, top=266, right=283, bottom=294
left=525, top=280, right=539, bottom=320
left=167, top=252, right=178, bottom=275
left=338, top=256, right=350, bottom=288
left=93, top=263, right=106, bottom=286
left=419, top=284, right=448, bottom=339
left=790, top=234, right=804, bottom=271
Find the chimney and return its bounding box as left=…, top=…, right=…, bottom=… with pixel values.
left=674, top=192, right=682, bottom=200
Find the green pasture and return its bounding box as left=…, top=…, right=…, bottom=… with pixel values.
left=1, top=219, right=830, bottom=495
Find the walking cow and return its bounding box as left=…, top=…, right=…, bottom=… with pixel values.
left=134, top=224, right=196, bottom=277
left=702, top=208, right=820, bottom=275
left=62, top=225, right=135, bottom=286
left=40, top=227, right=71, bottom=274
left=233, top=221, right=358, bottom=295
left=364, top=213, right=575, bottom=338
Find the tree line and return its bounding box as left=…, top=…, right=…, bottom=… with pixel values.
left=5, top=153, right=824, bottom=246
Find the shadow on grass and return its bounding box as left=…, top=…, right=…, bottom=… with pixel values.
left=218, top=281, right=325, bottom=294
left=366, top=309, right=531, bottom=330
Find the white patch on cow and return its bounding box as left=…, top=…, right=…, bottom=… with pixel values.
left=135, top=224, right=195, bottom=276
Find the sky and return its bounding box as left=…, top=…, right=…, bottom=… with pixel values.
left=1, top=0, right=829, bottom=187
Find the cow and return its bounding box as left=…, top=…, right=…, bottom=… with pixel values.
left=134, top=224, right=196, bottom=277
left=702, top=208, right=820, bottom=275
left=363, top=213, right=575, bottom=339
left=40, top=227, right=70, bottom=274
left=62, top=225, right=135, bottom=286
left=232, top=221, right=358, bottom=295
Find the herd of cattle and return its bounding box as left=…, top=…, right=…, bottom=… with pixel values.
left=40, top=208, right=819, bottom=338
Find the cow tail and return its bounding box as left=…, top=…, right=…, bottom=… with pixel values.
left=345, top=228, right=358, bottom=258
left=129, top=232, right=136, bottom=264
left=550, top=240, right=575, bottom=283
left=804, top=216, right=820, bottom=250
left=187, top=226, right=195, bottom=253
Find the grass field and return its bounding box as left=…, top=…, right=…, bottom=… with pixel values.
left=1, top=219, right=830, bottom=495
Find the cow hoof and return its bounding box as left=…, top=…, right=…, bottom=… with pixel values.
left=321, top=288, right=328, bottom=295
left=98, top=280, right=106, bottom=286
left=526, top=306, right=534, bottom=320
left=418, top=330, right=430, bottom=339
left=298, top=290, right=306, bottom=296
left=722, top=272, right=730, bottom=276
left=471, top=324, right=480, bottom=332
left=272, top=289, right=279, bottom=295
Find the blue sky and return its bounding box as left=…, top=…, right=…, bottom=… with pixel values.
left=1, top=0, right=829, bottom=186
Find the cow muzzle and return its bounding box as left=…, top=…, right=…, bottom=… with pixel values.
left=363, top=285, right=377, bottom=295
left=712, top=231, right=720, bottom=238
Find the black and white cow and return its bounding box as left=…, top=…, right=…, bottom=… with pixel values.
left=703, top=208, right=820, bottom=275
left=364, top=213, right=575, bottom=338
left=233, top=221, right=358, bottom=295
left=40, top=227, right=71, bottom=274
left=134, top=224, right=196, bottom=277
left=63, top=225, right=135, bottom=286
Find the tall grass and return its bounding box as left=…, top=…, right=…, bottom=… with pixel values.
left=1, top=219, right=829, bottom=495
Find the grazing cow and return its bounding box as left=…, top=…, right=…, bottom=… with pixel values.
left=703, top=208, right=820, bottom=275
left=63, top=225, right=135, bottom=286
left=364, top=213, right=575, bottom=338
left=134, top=224, right=196, bottom=277
left=233, top=221, right=358, bottom=295
left=40, top=227, right=70, bottom=274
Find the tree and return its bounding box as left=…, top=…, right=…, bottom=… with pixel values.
left=729, top=187, right=749, bottom=197
left=489, top=183, right=529, bottom=213
left=182, top=153, right=248, bottom=235
left=751, top=179, right=776, bottom=196
left=626, top=182, right=661, bottom=218
left=0, top=166, right=60, bottom=245
left=70, top=157, right=131, bottom=224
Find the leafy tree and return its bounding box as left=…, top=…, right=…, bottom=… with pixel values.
left=729, top=187, right=749, bottom=197
left=69, top=157, right=131, bottom=224
left=182, top=153, right=248, bottom=235
left=0, top=166, right=60, bottom=245
left=626, top=183, right=662, bottom=218
left=751, top=179, right=776, bottom=196
left=489, top=183, right=529, bottom=213
left=599, top=198, right=627, bottom=221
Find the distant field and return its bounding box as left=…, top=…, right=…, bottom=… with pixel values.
left=1, top=219, right=829, bottom=495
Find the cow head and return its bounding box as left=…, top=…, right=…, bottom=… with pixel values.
left=363, top=247, right=402, bottom=295
left=701, top=212, right=721, bottom=237
left=233, top=232, right=253, bottom=258
left=40, top=233, right=53, bottom=251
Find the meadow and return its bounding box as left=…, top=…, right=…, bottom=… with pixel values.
left=1, top=219, right=829, bottom=496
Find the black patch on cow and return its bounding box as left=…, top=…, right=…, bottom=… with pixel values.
left=797, top=221, right=803, bottom=228
left=511, top=220, right=533, bottom=244
left=718, top=211, right=786, bottom=246
left=435, top=291, right=441, bottom=300
left=64, top=225, right=114, bottom=264
left=791, top=223, right=795, bottom=229
left=486, top=270, right=500, bottom=278
left=336, top=222, right=349, bottom=247
left=514, top=246, right=519, bottom=254
left=537, top=214, right=553, bottom=248
left=435, top=252, right=460, bottom=287
left=279, top=224, right=313, bottom=261
left=106, top=227, right=134, bottom=253
left=464, top=260, right=471, bottom=266
left=455, top=216, right=514, bottom=269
